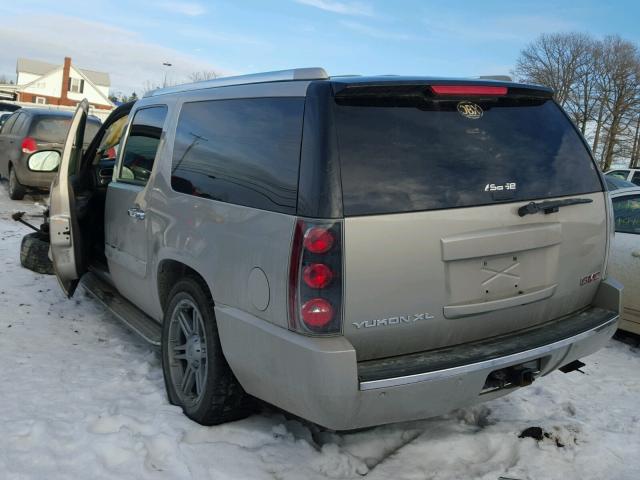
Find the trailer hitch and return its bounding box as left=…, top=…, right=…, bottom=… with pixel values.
left=484, top=360, right=541, bottom=392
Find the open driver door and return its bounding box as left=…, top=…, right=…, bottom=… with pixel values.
left=49, top=99, right=89, bottom=297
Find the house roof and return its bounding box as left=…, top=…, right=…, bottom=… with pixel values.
left=16, top=58, right=110, bottom=87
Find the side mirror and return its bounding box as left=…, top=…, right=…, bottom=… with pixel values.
left=28, top=150, right=61, bottom=172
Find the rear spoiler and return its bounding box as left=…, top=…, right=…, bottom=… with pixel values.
left=333, top=81, right=554, bottom=103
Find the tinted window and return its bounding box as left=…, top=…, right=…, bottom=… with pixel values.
left=612, top=195, right=640, bottom=234
left=632, top=171, right=640, bottom=186
left=0, top=112, right=18, bottom=133
left=335, top=97, right=603, bottom=216
left=171, top=98, right=304, bottom=213
left=30, top=116, right=101, bottom=144
left=607, top=170, right=630, bottom=181
left=118, top=106, right=167, bottom=185
left=12, top=113, right=28, bottom=134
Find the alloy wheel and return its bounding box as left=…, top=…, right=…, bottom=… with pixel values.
left=167, top=298, right=208, bottom=407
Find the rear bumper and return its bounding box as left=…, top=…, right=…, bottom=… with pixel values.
left=216, top=279, right=622, bottom=431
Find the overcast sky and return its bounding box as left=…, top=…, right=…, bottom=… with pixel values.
left=1, top=0, right=638, bottom=95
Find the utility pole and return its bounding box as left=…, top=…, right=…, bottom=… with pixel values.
left=162, top=62, right=172, bottom=88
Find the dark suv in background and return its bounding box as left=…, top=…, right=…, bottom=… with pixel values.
left=0, top=108, right=101, bottom=199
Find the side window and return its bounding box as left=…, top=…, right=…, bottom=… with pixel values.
left=607, top=170, right=630, bottom=180
left=9, top=113, right=26, bottom=134
left=612, top=195, right=640, bottom=235
left=14, top=113, right=31, bottom=135
left=632, top=171, right=640, bottom=186
left=118, top=106, right=167, bottom=185
left=171, top=97, right=305, bottom=214
left=0, top=112, right=18, bottom=134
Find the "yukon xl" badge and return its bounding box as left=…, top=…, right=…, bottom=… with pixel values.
left=352, top=313, right=435, bottom=330
left=457, top=101, right=483, bottom=119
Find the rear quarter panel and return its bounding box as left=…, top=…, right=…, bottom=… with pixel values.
left=140, top=83, right=308, bottom=325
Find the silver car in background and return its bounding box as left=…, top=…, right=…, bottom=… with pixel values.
left=608, top=185, right=640, bottom=334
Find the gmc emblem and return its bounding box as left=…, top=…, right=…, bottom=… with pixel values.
left=580, top=272, right=601, bottom=286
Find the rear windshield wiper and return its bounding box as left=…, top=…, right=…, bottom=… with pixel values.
left=518, top=198, right=593, bottom=217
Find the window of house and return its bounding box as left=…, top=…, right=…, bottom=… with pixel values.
left=68, top=78, right=84, bottom=94
left=35, top=97, right=46, bottom=105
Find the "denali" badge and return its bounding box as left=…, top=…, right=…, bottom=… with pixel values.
left=352, top=313, right=435, bottom=330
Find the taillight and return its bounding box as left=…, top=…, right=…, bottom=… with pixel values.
left=21, top=137, right=37, bottom=154
left=301, top=298, right=334, bottom=328
left=430, top=85, right=508, bottom=96
left=303, top=263, right=333, bottom=289
left=289, top=219, right=343, bottom=335
left=303, top=227, right=334, bottom=254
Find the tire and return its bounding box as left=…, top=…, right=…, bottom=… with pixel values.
left=9, top=166, right=26, bottom=201
left=161, top=276, right=251, bottom=425
left=20, top=232, right=54, bottom=275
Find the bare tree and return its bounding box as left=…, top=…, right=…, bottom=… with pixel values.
left=631, top=112, right=640, bottom=168
left=142, top=80, right=161, bottom=95
left=514, top=32, right=593, bottom=107
left=0, top=73, right=14, bottom=84
left=188, top=70, right=219, bottom=82
left=566, top=39, right=603, bottom=134
left=596, top=36, right=640, bottom=170
left=515, top=32, right=640, bottom=169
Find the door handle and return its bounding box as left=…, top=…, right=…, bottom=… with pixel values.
left=632, top=250, right=640, bottom=258
left=127, top=207, right=145, bottom=221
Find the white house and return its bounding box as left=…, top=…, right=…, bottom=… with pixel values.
left=11, top=57, right=113, bottom=111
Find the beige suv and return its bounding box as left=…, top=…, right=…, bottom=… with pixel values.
left=40, top=69, right=621, bottom=430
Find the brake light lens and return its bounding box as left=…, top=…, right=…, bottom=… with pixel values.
left=303, top=263, right=333, bottom=289
left=303, top=227, right=334, bottom=254
left=301, top=298, right=334, bottom=327
left=430, top=85, right=508, bottom=96
left=21, top=137, right=37, bottom=154
left=289, top=219, right=343, bottom=335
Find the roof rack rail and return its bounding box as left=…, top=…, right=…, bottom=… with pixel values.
left=477, top=75, right=513, bottom=82
left=145, top=67, right=329, bottom=97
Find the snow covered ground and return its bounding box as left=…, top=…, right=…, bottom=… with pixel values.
left=0, top=182, right=639, bottom=480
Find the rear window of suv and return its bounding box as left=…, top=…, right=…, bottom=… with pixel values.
left=31, top=116, right=100, bottom=144
left=334, top=94, right=603, bottom=216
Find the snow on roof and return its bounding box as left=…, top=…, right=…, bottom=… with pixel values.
left=16, top=57, right=110, bottom=87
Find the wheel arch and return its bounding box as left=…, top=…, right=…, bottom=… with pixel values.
left=157, top=258, right=214, bottom=314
